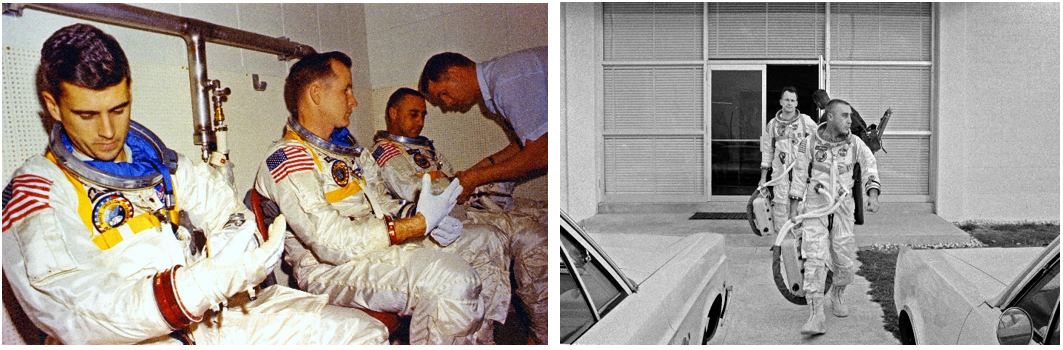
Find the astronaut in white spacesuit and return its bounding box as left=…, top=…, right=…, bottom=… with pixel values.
left=371, top=87, right=548, bottom=344
left=254, top=52, right=510, bottom=344
left=759, top=86, right=819, bottom=232
left=1, top=23, right=388, bottom=345
left=789, top=99, right=881, bottom=335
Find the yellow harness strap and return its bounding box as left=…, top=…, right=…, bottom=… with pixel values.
left=45, top=151, right=169, bottom=250
left=283, top=130, right=364, bottom=203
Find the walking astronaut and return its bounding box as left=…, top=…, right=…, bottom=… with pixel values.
left=371, top=88, right=548, bottom=343
left=2, top=24, right=388, bottom=345
left=253, top=52, right=509, bottom=344
left=788, top=99, right=881, bottom=335
left=759, top=86, right=818, bottom=234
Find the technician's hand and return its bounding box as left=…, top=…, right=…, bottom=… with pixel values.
left=429, top=215, right=464, bottom=247
left=417, top=174, right=461, bottom=233
left=866, top=193, right=880, bottom=212
left=454, top=171, right=478, bottom=204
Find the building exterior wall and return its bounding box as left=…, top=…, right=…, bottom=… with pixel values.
left=561, top=3, right=599, bottom=221
left=936, top=2, right=1060, bottom=222
left=1, top=4, right=372, bottom=197
left=362, top=4, right=548, bottom=202
left=562, top=2, right=1060, bottom=223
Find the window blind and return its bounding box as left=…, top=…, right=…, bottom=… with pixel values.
left=707, top=2, right=825, bottom=59
left=603, top=66, right=704, bottom=131
left=830, top=3, right=932, bottom=61
left=603, top=2, right=703, bottom=61
left=604, top=136, right=705, bottom=195
left=872, top=137, right=930, bottom=195
left=830, top=66, right=931, bottom=132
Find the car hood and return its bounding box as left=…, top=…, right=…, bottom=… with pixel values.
left=908, top=246, right=1042, bottom=304
left=586, top=232, right=693, bottom=285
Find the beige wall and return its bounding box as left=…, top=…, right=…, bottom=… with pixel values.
left=936, top=2, right=1060, bottom=222
left=362, top=3, right=549, bottom=202
left=1, top=4, right=373, bottom=197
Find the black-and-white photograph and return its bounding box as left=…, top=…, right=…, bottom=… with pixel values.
left=560, top=2, right=1059, bottom=345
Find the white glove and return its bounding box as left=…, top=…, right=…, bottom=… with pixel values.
left=263, top=214, right=287, bottom=273
left=175, top=215, right=286, bottom=316
left=429, top=215, right=463, bottom=247
left=416, top=174, right=461, bottom=234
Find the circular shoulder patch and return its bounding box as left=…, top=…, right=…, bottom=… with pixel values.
left=413, top=152, right=431, bottom=169
left=332, top=160, right=350, bottom=186
left=815, top=149, right=828, bottom=162
left=92, top=192, right=133, bottom=233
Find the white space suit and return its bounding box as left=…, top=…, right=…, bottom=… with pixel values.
left=760, top=110, right=818, bottom=232
left=254, top=121, right=509, bottom=344
left=1, top=122, right=387, bottom=345
left=789, top=124, right=881, bottom=296
left=371, top=130, right=549, bottom=344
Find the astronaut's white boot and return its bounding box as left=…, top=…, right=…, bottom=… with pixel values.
left=800, top=294, right=826, bottom=335
left=830, top=285, right=849, bottom=317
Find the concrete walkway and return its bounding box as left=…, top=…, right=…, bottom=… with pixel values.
left=580, top=211, right=973, bottom=345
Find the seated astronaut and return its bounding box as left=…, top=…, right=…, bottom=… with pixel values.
left=2, top=23, right=388, bottom=344
left=370, top=87, right=549, bottom=344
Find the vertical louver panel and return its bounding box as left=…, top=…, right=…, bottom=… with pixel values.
left=603, top=67, right=704, bottom=131
left=830, top=3, right=932, bottom=61
left=603, top=2, right=703, bottom=61
left=604, top=136, right=705, bottom=195
left=872, top=137, right=930, bottom=195
left=829, top=66, right=931, bottom=131
left=707, top=2, right=825, bottom=59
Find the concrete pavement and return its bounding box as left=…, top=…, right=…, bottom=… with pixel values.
left=579, top=210, right=973, bottom=345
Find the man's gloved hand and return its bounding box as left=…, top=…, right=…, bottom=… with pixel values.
left=174, top=215, right=286, bottom=315
left=429, top=215, right=464, bottom=247
left=264, top=214, right=287, bottom=273
left=416, top=174, right=461, bottom=233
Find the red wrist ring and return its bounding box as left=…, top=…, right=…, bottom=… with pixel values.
left=153, top=265, right=202, bottom=329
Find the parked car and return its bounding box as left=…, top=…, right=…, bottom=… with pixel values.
left=894, top=236, right=1059, bottom=345
left=560, top=210, right=731, bottom=344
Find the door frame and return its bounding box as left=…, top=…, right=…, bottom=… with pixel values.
left=706, top=64, right=766, bottom=202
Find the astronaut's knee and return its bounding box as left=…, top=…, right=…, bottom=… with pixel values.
left=430, top=255, right=482, bottom=301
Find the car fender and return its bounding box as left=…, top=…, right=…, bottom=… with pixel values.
left=578, top=233, right=726, bottom=344
left=671, top=251, right=729, bottom=345
left=899, top=301, right=927, bottom=344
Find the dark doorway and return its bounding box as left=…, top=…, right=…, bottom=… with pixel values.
left=766, top=65, right=820, bottom=123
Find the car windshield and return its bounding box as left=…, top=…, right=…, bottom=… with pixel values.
left=560, top=225, right=625, bottom=343
left=1012, top=258, right=1059, bottom=344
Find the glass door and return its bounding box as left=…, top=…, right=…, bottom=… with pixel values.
left=707, top=66, right=766, bottom=199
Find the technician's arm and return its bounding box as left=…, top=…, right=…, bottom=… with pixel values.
left=456, top=132, right=548, bottom=203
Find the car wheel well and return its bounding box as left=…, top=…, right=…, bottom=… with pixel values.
left=702, top=294, right=724, bottom=344
left=898, top=310, right=916, bottom=345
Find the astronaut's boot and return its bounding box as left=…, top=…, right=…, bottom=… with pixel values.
left=830, top=285, right=850, bottom=317
left=800, top=294, right=827, bottom=335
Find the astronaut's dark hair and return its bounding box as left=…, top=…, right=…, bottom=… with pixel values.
left=385, top=88, right=425, bottom=128
left=386, top=88, right=425, bottom=114
left=40, top=23, right=130, bottom=99
left=418, top=52, right=475, bottom=94
left=284, top=51, right=352, bottom=117
left=824, top=99, right=851, bottom=118
left=780, top=86, right=799, bottom=98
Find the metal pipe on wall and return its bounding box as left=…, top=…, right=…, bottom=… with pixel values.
left=3, top=3, right=317, bottom=162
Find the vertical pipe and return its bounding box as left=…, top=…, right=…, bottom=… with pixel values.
left=183, top=29, right=212, bottom=162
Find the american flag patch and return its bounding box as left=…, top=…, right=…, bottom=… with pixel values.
left=372, top=143, right=400, bottom=167
left=266, top=146, right=316, bottom=182
left=3, top=174, right=53, bottom=232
